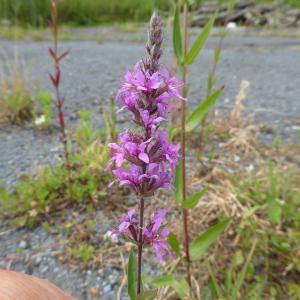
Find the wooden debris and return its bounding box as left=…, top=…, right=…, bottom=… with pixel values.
left=191, top=0, right=300, bottom=27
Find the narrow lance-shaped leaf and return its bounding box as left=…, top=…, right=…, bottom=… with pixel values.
left=214, top=47, right=221, bottom=65
left=173, top=6, right=182, bottom=60
left=181, top=188, right=208, bottom=209
left=174, top=162, right=183, bottom=204
left=190, top=218, right=230, bottom=261
left=183, top=14, right=216, bottom=65
left=205, top=258, right=225, bottom=299
left=128, top=250, right=137, bottom=300
left=186, top=87, right=223, bottom=132
left=168, top=232, right=181, bottom=256
left=168, top=126, right=179, bottom=141
left=231, top=239, right=258, bottom=299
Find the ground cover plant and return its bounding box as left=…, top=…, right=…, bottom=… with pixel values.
left=0, top=1, right=299, bottom=300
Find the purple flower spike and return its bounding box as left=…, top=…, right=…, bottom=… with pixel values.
left=110, top=13, right=180, bottom=285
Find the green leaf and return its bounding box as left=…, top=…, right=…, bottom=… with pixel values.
left=170, top=278, right=190, bottom=299
left=186, top=87, right=223, bottom=132
left=153, top=275, right=174, bottom=286
left=169, top=126, right=179, bottom=141
left=205, top=258, right=224, bottom=299
left=136, top=290, right=157, bottom=300
left=153, top=276, right=189, bottom=299
left=174, top=162, right=183, bottom=204
left=173, top=6, right=182, bottom=60
left=183, top=14, right=216, bottom=65
left=128, top=250, right=137, bottom=300
left=214, top=47, right=221, bottom=65
left=190, top=218, right=230, bottom=261
left=267, top=198, right=282, bottom=225
left=181, top=188, right=208, bottom=209
left=231, top=239, right=258, bottom=299
left=168, top=233, right=181, bottom=256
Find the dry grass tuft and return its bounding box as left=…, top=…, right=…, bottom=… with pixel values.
left=214, top=80, right=260, bottom=154
left=0, top=49, right=34, bottom=125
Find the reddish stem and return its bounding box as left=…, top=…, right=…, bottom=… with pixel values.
left=137, top=196, right=145, bottom=294
left=50, top=0, right=70, bottom=171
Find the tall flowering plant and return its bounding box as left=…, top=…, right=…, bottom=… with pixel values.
left=108, top=12, right=184, bottom=296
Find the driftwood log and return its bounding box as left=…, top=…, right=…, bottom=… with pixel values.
left=191, top=0, right=300, bottom=27
left=0, top=269, right=77, bottom=300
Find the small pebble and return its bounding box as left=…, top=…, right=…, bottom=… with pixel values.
left=19, top=240, right=28, bottom=249
left=102, top=285, right=111, bottom=294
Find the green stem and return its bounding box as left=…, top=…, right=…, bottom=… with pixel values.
left=181, top=3, right=192, bottom=289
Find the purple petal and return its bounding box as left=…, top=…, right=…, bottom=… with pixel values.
left=160, top=229, right=170, bottom=238
left=119, top=221, right=130, bottom=231
left=153, top=243, right=164, bottom=265
left=138, top=152, right=149, bottom=163
left=127, top=209, right=136, bottom=219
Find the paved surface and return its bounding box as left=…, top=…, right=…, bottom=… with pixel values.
left=0, top=27, right=299, bottom=299
left=0, top=29, right=299, bottom=187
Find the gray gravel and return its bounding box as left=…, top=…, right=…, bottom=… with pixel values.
left=0, top=28, right=299, bottom=187
left=0, top=28, right=300, bottom=187
left=0, top=210, right=122, bottom=300
left=0, top=27, right=300, bottom=299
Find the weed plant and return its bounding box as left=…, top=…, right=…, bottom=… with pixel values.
left=0, top=111, right=110, bottom=228
left=0, top=58, right=34, bottom=125
left=223, top=162, right=300, bottom=299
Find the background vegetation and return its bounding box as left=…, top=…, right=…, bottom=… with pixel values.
left=0, top=0, right=171, bottom=26
left=0, top=0, right=299, bottom=26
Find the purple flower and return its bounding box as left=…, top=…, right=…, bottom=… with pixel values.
left=119, top=209, right=138, bottom=231
left=112, top=163, right=173, bottom=196
left=155, top=131, right=180, bottom=171
left=108, top=143, right=125, bottom=168
left=143, top=209, right=174, bottom=264
left=112, top=208, right=174, bottom=264
left=109, top=134, right=152, bottom=168
left=159, top=66, right=185, bottom=101
left=139, top=109, right=166, bottom=131
left=133, top=70, right=161, bottom=92
left=111, top=209, right=139, bottom=242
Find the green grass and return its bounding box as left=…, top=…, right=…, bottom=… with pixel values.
left=0, top=0, right=172, bottom=27
left=0, top=0, right=298, bottom=28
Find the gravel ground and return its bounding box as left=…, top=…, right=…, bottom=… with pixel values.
left=0, top=27, right=300, bottom=299
left=0, top=27, right=299, bottom=188
left=0, top=210, right=122, bottom=300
